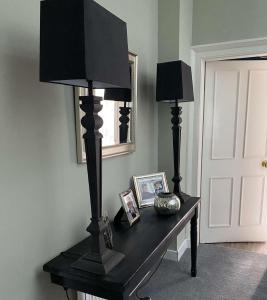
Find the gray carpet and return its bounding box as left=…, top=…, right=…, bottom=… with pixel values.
left=140, top=244, right=267, bottom=300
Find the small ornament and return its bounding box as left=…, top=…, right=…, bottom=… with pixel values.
left=154, top=192, right=181, bottom=215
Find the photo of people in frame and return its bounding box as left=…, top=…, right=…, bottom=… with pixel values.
left=141, top=183, right=155, bottom=200
left=119, top=189, right=140, bottom=226
left=133, top=172, right=169, bottom=207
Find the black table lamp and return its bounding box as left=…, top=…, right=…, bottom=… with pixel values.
left=40, top=0, right=130, bottom=275
left=104, top=88, right=132, bottom=143
left=156, top=61, right=194, bottom=203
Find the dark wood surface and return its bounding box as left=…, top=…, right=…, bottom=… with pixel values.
left=43, top=194, right=200, bottom=299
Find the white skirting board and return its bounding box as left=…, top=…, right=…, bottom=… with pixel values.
left=164, top=248, right=178, bottom=261
left=77, top=293, right=104, bottom=300
left=178, top=238, right=190, bottom=261
left=77, top=239, right=190, bottom=300
left=164, top=238, right=190, bottom=262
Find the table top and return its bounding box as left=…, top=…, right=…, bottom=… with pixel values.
left=43, top=194, right=200, bottom=296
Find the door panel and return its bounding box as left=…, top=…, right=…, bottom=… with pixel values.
left=209, top=177, right=233, bottom=228
left=212, top=71, right=239, bottom=160
left=244, top=70, right=267, bottom=158
left=200, top=61, right=267, bottom=243
left=240, top=176, right=265, bottom=226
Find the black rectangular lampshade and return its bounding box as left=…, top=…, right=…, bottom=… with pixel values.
left=156, top=60, right=194, bottom=103
left=40, top=0, right=130, bottom=89
left=104, top=88, right=131, bottom=102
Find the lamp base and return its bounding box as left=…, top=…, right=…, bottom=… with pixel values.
left=72, top=248, right=125, bottom=275
left=69, top=217, right=125, bottom=275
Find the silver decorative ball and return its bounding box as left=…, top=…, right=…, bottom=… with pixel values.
left=154, top=192, right=181, bottom=215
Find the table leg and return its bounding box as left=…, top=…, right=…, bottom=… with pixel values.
left=190, top=207, right=198, bottom=277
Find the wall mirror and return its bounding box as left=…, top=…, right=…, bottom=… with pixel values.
left=75, top=52, right=138, bottom=163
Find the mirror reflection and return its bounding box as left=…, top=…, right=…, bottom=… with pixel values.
left=94, top=90, right=132, bottom=147
left=75, top=52, right=138, bottom=163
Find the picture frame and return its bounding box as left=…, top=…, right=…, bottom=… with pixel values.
left=119, top=189, right=140, bottom=226
left=74, top=51, right=138, bottom=163
left=133, top=172, right=169, bottom=208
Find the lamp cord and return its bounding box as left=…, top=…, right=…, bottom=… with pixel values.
left=135, top=250, right=167, bottom=300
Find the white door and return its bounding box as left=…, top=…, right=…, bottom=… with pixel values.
left=200, top=60, right=267, bottom=243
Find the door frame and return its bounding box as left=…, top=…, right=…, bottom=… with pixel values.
left=188, top=37, right=267, bottom=202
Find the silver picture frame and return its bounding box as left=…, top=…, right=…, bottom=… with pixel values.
left=133, top=172, right=169, bottom=208
left=119, top=189, right=140, bottom=226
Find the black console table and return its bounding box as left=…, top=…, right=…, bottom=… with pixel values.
left=43, top=194, right=200, bottom=300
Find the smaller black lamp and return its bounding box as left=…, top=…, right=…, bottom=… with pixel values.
left=104, top=88, right=132, bottom=143
left=156, top=60, right=194, bottom=203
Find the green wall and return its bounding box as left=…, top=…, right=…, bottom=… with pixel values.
left=193, top=0, right=267, bottom=45
left=158, top=0, right=180, bottom=63
left=0, top=0, right=158, bottom=299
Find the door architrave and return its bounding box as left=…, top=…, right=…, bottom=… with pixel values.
left=189, top=38, right=267, bottom=238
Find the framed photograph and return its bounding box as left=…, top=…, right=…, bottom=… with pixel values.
left=133, top=172, right=169, bottom=208
left=119, top=189, right=140, bottom=226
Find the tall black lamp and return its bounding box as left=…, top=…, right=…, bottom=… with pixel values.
left=40, top=0, right=130, bottom=275
left=156, top=61, right=194, bottom=203
left=104, top=88, right=132, bottom=143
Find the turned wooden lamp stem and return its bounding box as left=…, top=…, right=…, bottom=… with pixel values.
left=171, top=99, right=183, bottom=203
left=73, top=81, right=124, bottom=274
left=119, top=103, right=131, bottom=144
left=84, top=81, right=103, bottom=224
